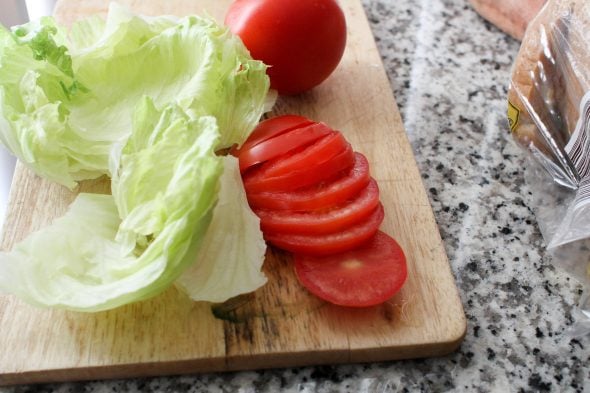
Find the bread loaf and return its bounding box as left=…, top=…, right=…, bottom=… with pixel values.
left=508, top=0, right=590, bottom=182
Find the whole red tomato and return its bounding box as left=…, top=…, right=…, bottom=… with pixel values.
left=225, top=0, right=347, bottom=95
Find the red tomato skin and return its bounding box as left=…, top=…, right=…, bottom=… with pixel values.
left=239, top=122, right=333, bottom=173
left=255, top=178, right=380, bottom=235
left=246, top=152, right=371, bottom=211
left=244, top=143, right=354, bottom=193
left=225, top=0, right=347, bottom=95
left=264, top=203, right=384, bottom=256
left=294, top=230, right=407, bottom=307
left=235, top=115, right=314, bottom=155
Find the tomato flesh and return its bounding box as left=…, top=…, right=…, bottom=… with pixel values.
left=255, top=178, right=379, bottom=235
left=246, top=152, right=371, bottom=211
left=239, top=122, right=333, bottom=173
left=294, top=230, right=407, bottom=307
left=244, top=143, right=354, bottom=193
left=261, top=131, right=349, bottom=178
left=264, top=203, right=384, bottom=256
left=235, top=115, right=313, bottom=155
left=225, top=0, right=347, bottom=95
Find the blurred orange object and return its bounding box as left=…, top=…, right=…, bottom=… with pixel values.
left=469, top=0, right=547, bottom=40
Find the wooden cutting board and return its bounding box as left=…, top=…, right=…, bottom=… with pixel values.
left=0, top=0, right=466, bottom=386
left=469, top=0, right=546, bottom=40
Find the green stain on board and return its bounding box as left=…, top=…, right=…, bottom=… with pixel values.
left=211, top=293, right=325, bottom=324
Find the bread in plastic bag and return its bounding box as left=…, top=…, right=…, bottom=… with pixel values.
left=508, top=0, right=590, bottom=336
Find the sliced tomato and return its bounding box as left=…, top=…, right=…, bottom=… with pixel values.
left=255, top=179, right=379, bottom=235
left=294, top=230, right=407, bottom=307
left=235, top=115, right=313, bottom=155
left=264, top=203, right=384, bottom=255
left=244, top=143, right=354, bottom=193
left=261, top=131, right=348, bottom=178
left=239, top=122, right=333, bottom=173
left=246, top=152, right=371, bottom=211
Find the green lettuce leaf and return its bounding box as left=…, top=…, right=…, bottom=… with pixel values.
left=0, top=4, right=273, bottom=311
left=0, top=3, right=270, bottom=189
left=0, top=99, right=223, bottom=311
left=176, top=155, right=267, bottom=303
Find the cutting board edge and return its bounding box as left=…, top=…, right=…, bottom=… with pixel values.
left=0, top=356, right=227, bottom=387
left=0, top=331, right=467, bottom=387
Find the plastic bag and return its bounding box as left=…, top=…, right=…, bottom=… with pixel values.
left=508, top=0, right=590, bottom=335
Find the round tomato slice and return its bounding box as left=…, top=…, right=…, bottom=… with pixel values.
left=294, top=230, right=407, bottom=307
left=246, top=152, right=371, bottom=211
left=239, top=122, right=333, bottom=173
left=264, top=203, right=384, bottom=255
left=244, top=143, right=354, bottom=193
left=262, top=130, right=348, bottom=178
left=255, top=178, right=379, bottom=235
left=235, top=115, right=313, bottom=155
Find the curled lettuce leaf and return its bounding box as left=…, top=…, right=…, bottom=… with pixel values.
left=176, top=155, right=267, bottom=303
left=0, top=3, right=270, bottom=189
left=0, top=4, right=272, bottom=311
left=0, top=99, right=223, bottom=311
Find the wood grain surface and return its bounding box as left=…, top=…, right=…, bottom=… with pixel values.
left=0, top=0, right=466, bottom=386
left=469, top=0, right=546, bottom=40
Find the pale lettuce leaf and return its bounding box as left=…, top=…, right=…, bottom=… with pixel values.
left=0, top=4, right=272, bottom=311
left=176, top=155, right=267, bottom=303
left=0, top=3, right=270, bottom=189
left=0, top=99, right=223, bottom=311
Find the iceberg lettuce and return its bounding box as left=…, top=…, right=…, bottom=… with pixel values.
left=0, top=99, right=223, bottom=311
left=0, top=98, right=268, bottom=311
left=0, top=3, right=270, bottom=189
left=176, top=155, right=267, bottom=303
left=0, top=5, right=271, bottom=311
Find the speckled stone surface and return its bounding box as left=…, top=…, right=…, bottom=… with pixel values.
left=3, top=0, right=590, bottom=392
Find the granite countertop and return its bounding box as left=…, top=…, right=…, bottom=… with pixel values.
left=3, top=0, right=590, bottom=392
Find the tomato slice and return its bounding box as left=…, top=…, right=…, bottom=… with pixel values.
left=255, top=179, right=379, bottom=235
left=294, top=230, right=407, bottom=307
left=262, top=131, right=348, bottom=178
left=244, top=143, right=354, bottom=193
left=239, top=122, right=333, bottom=173
left=264, top=203, right=384, bottom=255
left=235, top=115, right=313, bottom=154
left=246, top=152, right=371, bottom=211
